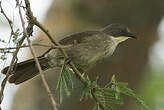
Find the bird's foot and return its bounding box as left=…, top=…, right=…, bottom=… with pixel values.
left=65, top=57, right=72, bottom=64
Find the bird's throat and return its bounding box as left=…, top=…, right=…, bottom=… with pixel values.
left=111, top=36, right=129, bottom=44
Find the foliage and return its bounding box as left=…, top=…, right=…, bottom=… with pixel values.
left=0, top=29, right=22, bottom=61
left=12, top=29, right=22, bottom=45
left=56, top=55, right=150, bottom=110
left=56, top=58, right=75, bottom=103
left=0, top=54, right=7, bottom=61
left=0, top=38, right=6, bottom=43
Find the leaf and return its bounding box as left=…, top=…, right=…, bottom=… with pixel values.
left=0, top=54, right=6, bottom=61
left=12, top=29, right=22, bottom=45
left=111, top=75, right=151, bottom=110
left=80, top=84, right=92, bottom=101
left=95, top=88, right=123, bottom=106
left=0, top=38, right=6, bottom=43
left=74, top=62, right=87, bottom=73
left=89, top=103, right=97, bottom=110
left=56, top=59, right=75, bottom=103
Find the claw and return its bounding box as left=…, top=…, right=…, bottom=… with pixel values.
left=65, top=57, right=72, bottom=64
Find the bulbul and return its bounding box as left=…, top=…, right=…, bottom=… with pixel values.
left=1, top=23, right=136, bottom=84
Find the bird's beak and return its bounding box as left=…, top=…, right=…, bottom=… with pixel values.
left=126, top=32, right=136, bottom=39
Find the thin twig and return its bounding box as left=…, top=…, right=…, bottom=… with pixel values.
left=0, top=26, right=26, bottom=104
left=0, top=1, right=14, bottom=34
left=0, top=38, right=26, bottom=104
left=0, top=43, right=70, bottom=50
left=0, top=0, right=34, bottom=108
left=17, top=0, right=58, bottom=110
left=0, top=1, right=34, bottom=106
left=0, top=1, right=14, bottom=50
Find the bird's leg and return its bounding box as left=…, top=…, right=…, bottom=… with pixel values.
left=65, top=57, right=72, bottom=64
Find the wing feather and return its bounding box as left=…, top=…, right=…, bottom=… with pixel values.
left=59, top=31, right=101, bottom=45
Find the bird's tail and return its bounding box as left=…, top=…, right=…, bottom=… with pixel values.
left=1, top=56, right=50, bottom=85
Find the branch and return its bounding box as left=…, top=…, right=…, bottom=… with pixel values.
left=0, top=38, right=26, bottom=105
left=0, top=1, right=14, bottom=34
left=16, top=0, right=58, bottom=110
left=0, top=1, right=15, bottom=52
left=0, top=43, right=70, bottom=50
left=0, top=2, right=33, bottom=106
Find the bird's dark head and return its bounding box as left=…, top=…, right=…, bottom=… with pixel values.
left=103, top=23, right=136, bottom=39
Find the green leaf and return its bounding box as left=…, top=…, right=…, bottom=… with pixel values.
left=95, top=88, right=123, bottom=106
left=89, top=103, right=97, bottom=110
left=80, top=84, right=92, bottom=101
left=0, top=38, right=6, bottom=43
left=56, top=59, right=75, bottom=103
left=12, top=29, right=22, bottom=45
left=111, top=75, right=151, bottom=110
left=0, top=54, right=7, bottom=61
left=56, top=57, right=150, bottom=110
left=74, top=63, right=87, bottom=73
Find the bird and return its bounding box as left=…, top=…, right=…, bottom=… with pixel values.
left=1, top=23, right=136, bottom=84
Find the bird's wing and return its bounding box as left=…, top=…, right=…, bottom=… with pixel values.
left=1, top=56, right=50, bottom=84
left=59, top=31, right=101, bottom=45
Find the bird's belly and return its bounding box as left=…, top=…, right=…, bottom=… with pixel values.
left=66, top=43, right=117, bottom=67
